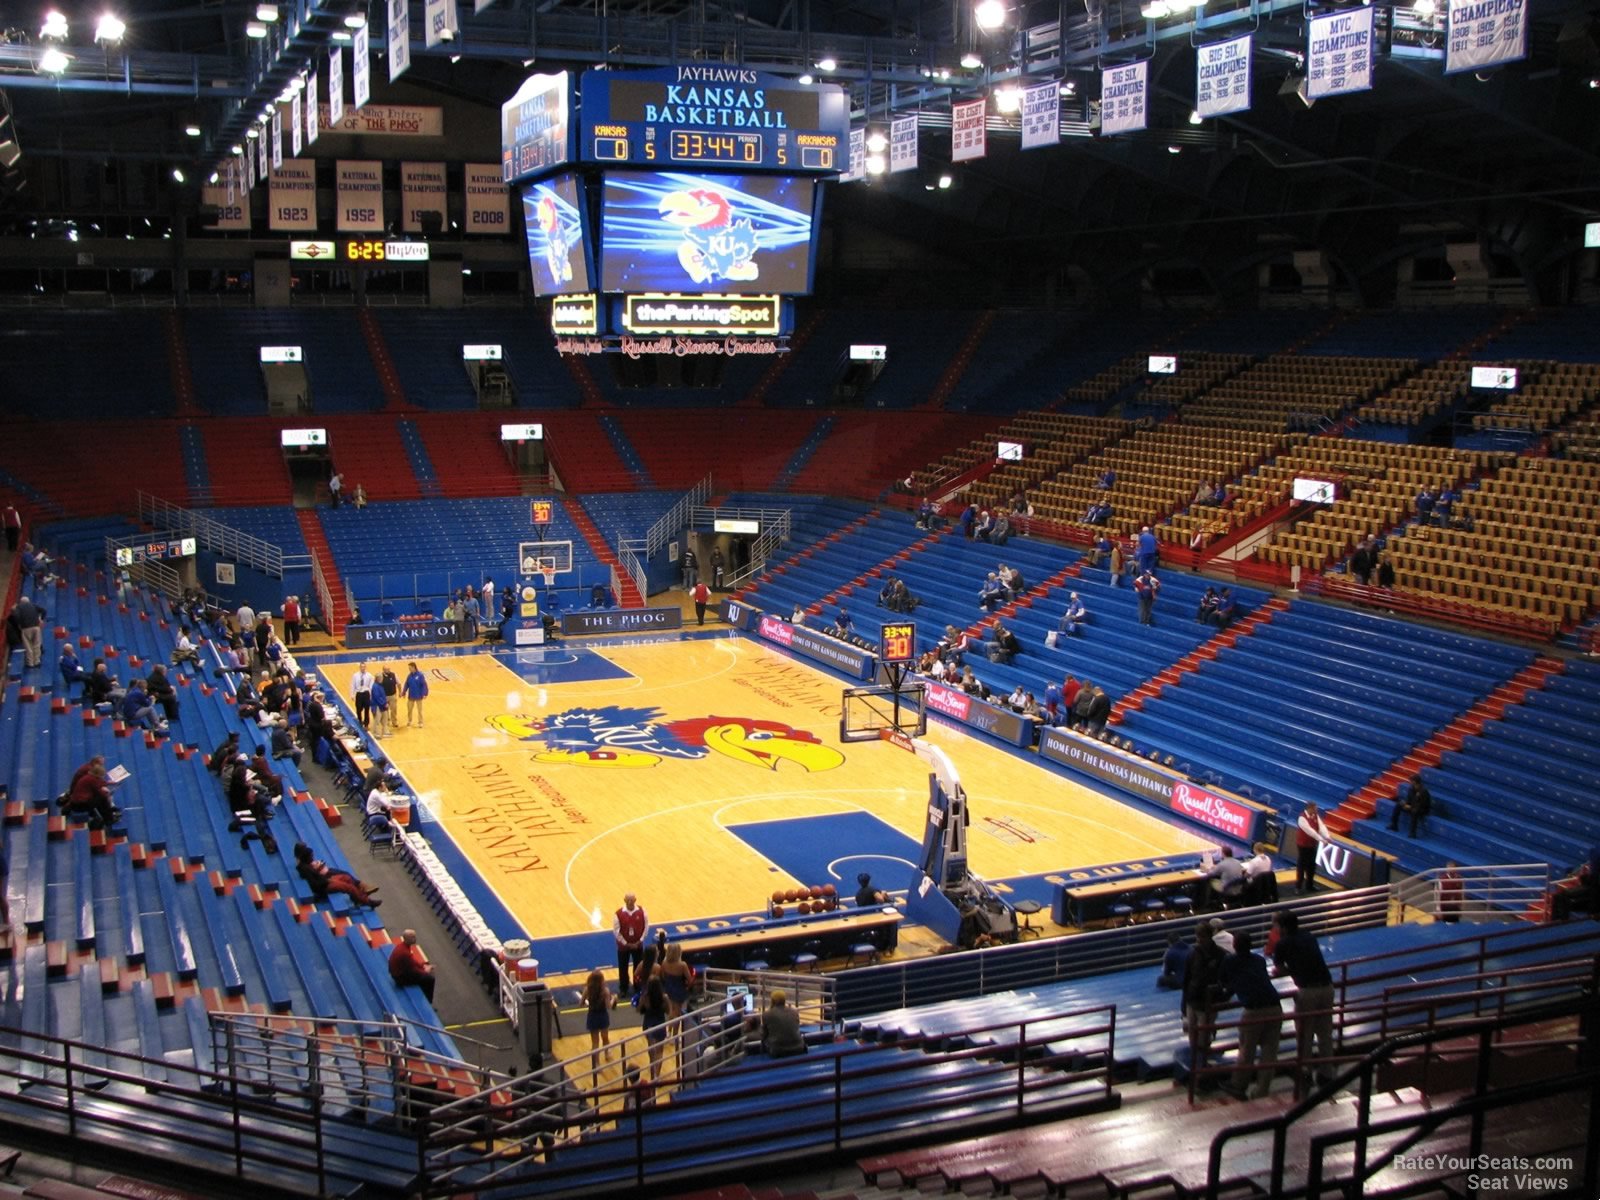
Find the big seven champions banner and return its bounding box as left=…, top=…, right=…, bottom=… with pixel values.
left=1021, top=81, right=1060, bottom=150
left=1307, top=7, right=1374, bottom=100
left=336, top=160, right=385, bottom=232
left=463, top=164, right=510, bottom=234
left=1446, top=0, right=1527, bottom=74
left=1100, top=62, right=1148, bottom=135
left=1195, top=34, right=1251, bottom=119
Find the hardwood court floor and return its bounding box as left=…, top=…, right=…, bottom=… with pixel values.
left=371, top=635, right=1212, bottom=948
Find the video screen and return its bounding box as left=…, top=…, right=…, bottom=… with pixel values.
left=1292, top=477, right=1336, bottom=504
left=1470, top=365, right=1517, bottom=390
left=1148, top=355, right=1178, bottom=374
left=600, top=171, right=817, bottom=295
left=521, top=173, right=592, bottom=297
left=997, top=441, right=1024, bottom=461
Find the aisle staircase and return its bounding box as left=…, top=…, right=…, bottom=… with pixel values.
left=1326, top=655, right=1567, bottom=833
left=396, top=418, right=442, bottom=498
left=1112, top=596, right=1291, bottom=721
left=562, top=355, right=608, bottom=408
left=166, top=311, right=199, bottom=417
left=741, top=307, right=827, bottom=407
left=356, top=309, right=412, bottom=412
left=924, top=310, right=995, bottom=410
left=295, top=509, right=352, bottom=636
left=561, top=496, right=644, bottom=608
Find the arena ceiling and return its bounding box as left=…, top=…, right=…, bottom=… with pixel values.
left=1, top=0, right=1597, bottom=298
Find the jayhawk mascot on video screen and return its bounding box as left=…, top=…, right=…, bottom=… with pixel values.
left=657, top=188, right=761, bottom=286
left=535, top=192, right=572, bottom=287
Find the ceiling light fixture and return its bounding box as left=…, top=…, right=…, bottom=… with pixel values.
left=865, top=130, right=888, bottom=153
left=344, top=13, right=368, bottom=27
left=816, top=56, right=838, bottom=71
left=39, top=46, right=71, bottom=74
left=1140, top=0, right=1171, bottom=17
left=185, top=124, right=203, bottom=137
left=247, top=127, right=260, bottom=138
left=255, top=3, right=279, bottom=21
left=172, top=167, right=185, bottom=183
left=231, top=144, right=243, bottom=155
left=246, top=20, right=268, bottom=37
left=865, top=153, right=887, bottom=175
left=41, top=11, right=68, bottom=40
left=1166, top=144, right=1181, bottom=154
left=960, top=51, right=983, bottom=69
left=975, top=0, right=1006, bottom=31
left=94, top=14, right=126, bottom=43
left=994, top=84, right=1022, bottom=113
left=332, top=30, right=351, bottom=41
left=208, top=171, right=219, bottom=184
left=797, top=73, right=814, bottom=85
left=1189, top=108, right=1202, bottom=124
left=938, top=174, right=953, bottom=188
left=1060, top=80, right=1076, bottom=94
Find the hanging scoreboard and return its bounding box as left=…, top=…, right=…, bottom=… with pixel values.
left=579, top=68, right=848, bottom=175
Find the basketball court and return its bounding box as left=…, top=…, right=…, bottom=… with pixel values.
left=314, top=630, right=1213, bottom=975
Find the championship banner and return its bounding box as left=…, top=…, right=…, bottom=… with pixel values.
left=1446, top=0, right=1526, bottom=74
left=1195, top=33, right=1252, bottom=119
left=305, top=71, right=320, bottom=147
left=270, top=108, right=283, bottom=170
left=353, top=23, right=371, bottom=109
left=387, top=0, right=411, bottom=83
left=501, top=73, right=571, bottom=183
left=202, top=185, right=251, bottom=231
left=336, top=159, right=385, bottom=232
left=401, top=162, right=447, bottom=232
left=1100, top=61, right=1148, bottom=135
left=224, top=162, right=234, bottom=205
left=328, top=44, right=345, bottom=126
left=1307, top=7, right=1374, bottom=99
left=476, top=0, right=495, bottom=10
left=841, top=127, right=865, bottom=183
left=950, top=98, right=986, bottom=162
left=889, top=114, right=918, bottom=173
left=424, top=0, right=458, bottom=48
left=463, top=163, right=510, bottom=234
left=268, top=158, right=317, bottom=232
left=247, top=144, right=257, bottom=190
left=1021, top=80, right=1060, bottom=149
left=256, top=128, right=268, bottom=179
left=290, top=93, right=303, bottom=156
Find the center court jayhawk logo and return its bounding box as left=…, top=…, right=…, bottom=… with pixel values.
left=488, top=705, right=844, bottom=772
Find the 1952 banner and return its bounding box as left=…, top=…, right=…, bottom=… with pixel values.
left=1307, top=7, right=1374, bottom=99
left=336, top=160, right=385, bottom=232
left=1446, top=0, right=1526, bottom=73
left=1100, top=62, right=1148, bottom=135
left=268, top=158, right=317, bottom=232
left=1021, top=81, right=1060, bottom=150
left=889, top=114, right=918, bottom=173
left=463, top=164, right=510, bottom=233
left=401, top=162, right=447, bottom=232
left=1195, top=34, right=1251, bottom=119
left=951, top=99, right=986, bottom=162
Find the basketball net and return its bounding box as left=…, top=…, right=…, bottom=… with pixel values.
left=541, top=569, right=557, bottom=589
left=879, top=727, right=916, bottom=754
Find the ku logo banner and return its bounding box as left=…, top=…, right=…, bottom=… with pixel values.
left=489, top=705, right=846, bottom=771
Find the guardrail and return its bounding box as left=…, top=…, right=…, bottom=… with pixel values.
left=693, top=503, right=793, bottom=590
left=643, top=473, right=713, bottom=560
left=102, top=532, right=229, bottom=609
left=136, top=491, right=311, bottom=580
left=1394, top=862, right=1551, bottom=924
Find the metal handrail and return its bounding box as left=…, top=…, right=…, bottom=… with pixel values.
left=1393, top=861, right=1550, bottom=923
left=643, top=472, right=713, bottom=559
left=136, top=490, right=311, bottom=579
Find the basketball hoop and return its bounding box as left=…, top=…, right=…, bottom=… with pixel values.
left=879, top=727, right=916, bottom=754
left=540, top=567, right=557, bottom=590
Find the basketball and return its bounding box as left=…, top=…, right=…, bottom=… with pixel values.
left=807, top=885, right=823, bottom=900
left=820, top=884, right=836, bottom=897
left=771, top=890, right=786, bottom=904
left=771, top=905, right=783, bottom=918
left=785, top=888, right=801, bottom=902
left=797, top=901, right=811, bottom=914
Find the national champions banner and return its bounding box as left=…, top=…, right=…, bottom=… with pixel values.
left=387, top=0, right=412, bottom=83
left=1307, top=7, right=1375, bottom=99
left=1100, top=61, right=1148, bottom=135
left=950, top=99, right=986, bottom=162
left=463, top=163, right=510, bottom=234
left=353, top=23, right=371, bottom=109
left=1021, top=81, right=1060, bottom=150
left=841, top=127, right=866, bottom=182
left=202, top=185, right=251, bottom=231
left=1195, top=33, right=1252, bottom=119
left=268, top=158, right=317, bottom=232
left=1446, top=0, right=1526, bottom=74
left=328, top=45, right=345, bottom=126
left=336, top=159, right=385, bottom=232
left=401, top=162, right=447, bottom=232
left=889, top=114, right=918, bottom=173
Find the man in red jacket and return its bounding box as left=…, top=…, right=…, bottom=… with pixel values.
left=614, top=892, right=649, bottom=994
left=692, top=580, right=711, bottom=626
left=389, top=929, right=436, bottom=1003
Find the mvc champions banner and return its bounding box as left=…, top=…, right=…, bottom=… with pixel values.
left=841, top=127, right=866, bottom=182
left=387, top=0, right=412, bottom=82
left=463, top=164, right=510, bottom=233
left=1307, top=7, right=1374, bottom=99
left=336, top=160, right=385, bottom=232
left=202, top=185, right=250, bottom=231
left=269, top=158, right=317, bottom=232
left=1446, top=0, right=1526, bottom=73
left=1195, top=33, right=1252, bottom=119
left=1021, top=81, right=1060, bottom=149
left=1100, top=61, right=1148, bottom=135
left=889, top=114, right=918, bottom=173
left=401, top=162, right=447, bottom=232
left=328, top=45, right=345, bottom=126
left=424, top=0, right=458, bottom=48
left=353, top=23, right=371, bottom=108
left=950, top=99, right=986, bottom=162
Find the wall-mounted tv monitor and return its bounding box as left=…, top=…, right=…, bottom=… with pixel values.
left=1586, top=220, right=1600, bottom=249
left=1292, top=477, right=1337, bottom=504
left=521, top=172, right=594, bottom=297
left=850, top=344, right=887, bottom=361
left=463, top=344, right=503, bottom=361
left=1148, top=355, right=1178, bottom=374
left=500, top=423, right=545, bottom=441
left=1470, top=365, right=1517, bottom=390
left=260, top=346, right=303, bottom=364
left=997, top=441, right=1024, bottom=461
left=600, top=171, right=818, bottom=295
left=280, top=428, right=327, bottom=448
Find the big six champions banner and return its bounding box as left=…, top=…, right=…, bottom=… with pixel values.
left=290, top=92, right=303, bottom=156
left=1446, top=0, right=1527, bottom=73
left=1195, top=34, right=1252, bottom=119
left=1100, top=61, right=1148, bottom=135
left=1021, top=81, right=1060, bottom=150
left=889, top=114, right=918, bottom=173
left=951, top=99, right=986, bottom=162
left=463, top=164, right=510, bottom=233
left=1307, top=7, right=1374, bottom=99
left=336, top=160, right=385, bottom=232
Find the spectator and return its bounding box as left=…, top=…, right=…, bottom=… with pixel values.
left=2, top=502, right=19, bottom=553
left=1216, top=929, right=1282, bottom=1100
left=789, top=602, right=806, bottom=627
left=1434, top=486, right=1455, bottom=526
left=208, top=731, right=242, bottom=773
left=1156, top=930, right=1191, bottom=990
left=830, top=606, right=853, bottom=639
left=249, top=744, right=283, bottom=798
left=352, top=483, right=367, bottom=511
left=280, top=595, right=302, bottom=646
left=1088, top=532, right=1113, bottom=568
left=1295, top=803, right=1331, bottom=894
left=978, top=573, right=1005, bottom=612
left=227, top=754, right=272, bottom=827
left=1180, top=920, right=1226, bottom=1061
left=1057, top=592, right=1087, bottom=637
left=1134, top=570, right=1161, bottom=626
left=1198, top=846, right=1246, bottom=910
left=1271, top=910, right=1335, bottom=1088
left=1096, top=467, right=1116, bottom=490
left=270, top=723, right=303, bottom=766
left=84, top=659, right=125, bottom=710
left=1211, top=481, right=1228, bottom=506
left=1436, top=861, right=1464, bottom=923
left=1005, top=683, right=1026, bottom=710
left=11, top=594, right=42, bottom=670
left=1108, top=538, right=1125, bottom=585
left=1084, top=499, right=1113, bottom=526
left=171, top=625, right=201, bottom=667
left=1193, top=481, right=1212, bottom=505
left=1084, top=685, right=1111, bottom=735
left=1136, top=525, right=1159, bottom=575
left=121, top=679, right=169, bottom=734
left=998, top=564, right=1025, bottom=599
left=681, top=546, right=698, bottom=589
left=59, top=644, right=90, bottom=693
left=959, top=503, right=976, bottom=540
left=1070, top=678, right=1095, bottom=728
left=64, top=759, right=121, bottom=829
left=759, top=989, right=807, bottom=1058
left=959, top=666, right=984, bottom=697
left=1211, top=588, right=1237, bottom=627
left=389, top=929, right=436, bottom=1003
left=991, top=621, right=1020, bottom=662
left=991, top=509, right=1012, bottom=546
left=293, top=842, right=379, bottom=907
left=974, top=510, right=994, bottom=542
left=366, top=777, right=404, bottom=820
left=1196, top=587, right=1219, bottom=624
left=915, top=498, right=936, bottom=529
left=1350, top=539, right=1375, bottom=586
left=1043, top=677, right=1062, bottom=723
left=1415, top=487, right=1434, bottom=522
left=1390, top=774, right=1432, bottom=837
left=19, top=544, right=59, bottom=586
left=327, top=472, right=343, bottom=508
left=145, top=665, right=180, bottom=723
left=1376, top=555, right=1396, bottom=589
left=1241, top=850, right=1278, bottom=904
left=692, top=580, right=711, bottom=625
